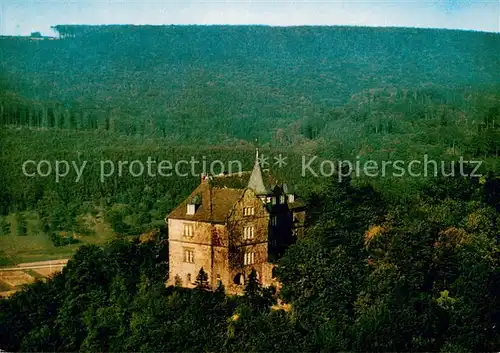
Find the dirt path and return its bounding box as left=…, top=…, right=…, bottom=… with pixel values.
left=0, top=259, right=68, bottom=271
left=0, top=259, right=69, bottom=297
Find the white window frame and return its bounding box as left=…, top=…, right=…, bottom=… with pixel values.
left=243, top=207, right=255, bottom=216
left=186, top=204, right=196, bottom=215
left=244, top=252, right=255, bottom=265
left=184, top=248, right=194, bottom=263
left=243, top=225, right=255, bottom=240
left=183, top=223, right=194, bottom=238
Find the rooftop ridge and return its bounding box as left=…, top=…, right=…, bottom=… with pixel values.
left=212, top=170, right=252, bottom=178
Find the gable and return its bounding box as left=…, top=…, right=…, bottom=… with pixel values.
left=230, top=188, right=270, bottom=219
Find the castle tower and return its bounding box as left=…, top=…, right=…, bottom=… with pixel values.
left=247, top=149, right=268, bottom=199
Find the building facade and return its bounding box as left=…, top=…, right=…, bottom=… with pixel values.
left=166, top=151, right=305, bottom=294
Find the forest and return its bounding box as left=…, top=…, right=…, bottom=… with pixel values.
left=1, top=170, right=500, bottom=351
left=0, top=25, right=499, bottom=351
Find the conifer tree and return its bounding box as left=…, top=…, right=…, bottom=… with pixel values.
left=244, top=269, right=261, bottom=299
left=244, top=269, right=274, bottom=311
left=195, top=267, right=210, bottom=290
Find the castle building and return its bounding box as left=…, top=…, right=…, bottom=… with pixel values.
left=166, top=150, right=305, bottom=294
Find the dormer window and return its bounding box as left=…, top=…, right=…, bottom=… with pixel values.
left=186, top=204, right=195, bottom=215
left=243, top=207, right=255, bottom=216
left=288, top=194, right=295, bottom=203
left=187, top=194, right=201, bottom=215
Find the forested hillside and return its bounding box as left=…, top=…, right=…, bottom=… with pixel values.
left=1, top=25, right=500, bottom=351
left=1, top=25, right=499, bottom=143
left=0, top=25, right=498, bottom=252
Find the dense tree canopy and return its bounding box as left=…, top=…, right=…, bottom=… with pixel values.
left=1, top=171, right=500, bottom=351
left=0, top=25, right=499, bottom=351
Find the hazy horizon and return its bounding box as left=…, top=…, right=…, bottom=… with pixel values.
left=1, top=0, right=498, bottom=36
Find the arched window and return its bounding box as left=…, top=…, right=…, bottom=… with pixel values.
left=233, top=273, right=244, bottom=285
left=187, top=273, right=191, bottom=283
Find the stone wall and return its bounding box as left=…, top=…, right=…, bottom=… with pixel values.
left=168, top=218, right=224, bottom=287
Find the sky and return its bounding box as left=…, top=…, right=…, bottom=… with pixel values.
left=0, top=0, right=498, bottom=36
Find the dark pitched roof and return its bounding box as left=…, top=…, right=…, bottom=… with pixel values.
left=210, top=171, right=252, bottom=189
left=168, top=149, right=303, bottom=223
left=168, top=182, right=243, bottom=223
left=210, top=170, right=280, bottom=193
